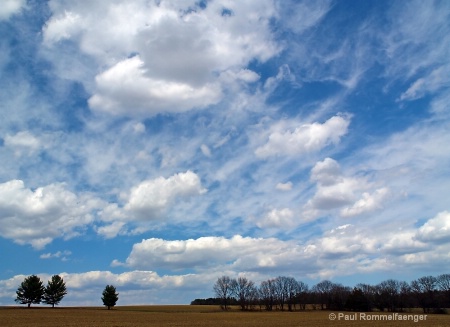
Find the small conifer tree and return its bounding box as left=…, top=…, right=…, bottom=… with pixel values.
left=102, top=285, right=119, bottom=310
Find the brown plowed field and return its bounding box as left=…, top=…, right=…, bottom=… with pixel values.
left=1, top=305, right=449, bottom=327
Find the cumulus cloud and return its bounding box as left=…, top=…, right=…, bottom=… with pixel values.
left=88, top=56, right=222, bottom=117
left=303, top=158, right=390, bottom=219
left=310, top=157, right=342, bottom=185
left=95, top=221, right=127, bottom=239
left=124, top=171, right=206, bottom=220
left=255, top=115, right=350, bottom=158
left=42, top=0, right=280, bottom=117
left=306, top=158, right=357, bottom=211
left=0, top=0, right=25, bottom=20
left=415, top=211, right=450, bottom=244
left=93, top=171, right=207, bottom=239
left=116, top=218, right=450, bottom=279
left=340, top=188, right=389, bottom=217
left=118, top=235, right=300, bottom=271
left=0, top=180, right=101, bottom=249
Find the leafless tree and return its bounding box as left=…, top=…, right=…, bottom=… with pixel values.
left=230, top=277, right=257, bottom=311
left=398, top=281, right=411, bottom=312
left=213, top=276, right=233, bottom=310
left=356, top=283, right=376, bottom=311
left=259, top=279, right=276, bottom=311
left=377, top=279, right=400, bottom=312
left=411, top=276, right=437, bottom=313
left=296, top=281, right=309, bottom=310
left=313, top=280, right=334, bottom=310
left=330, top=283, right=350, bottom=310
left=274, top=276, right=290, bottom=311
left=437, top=273, right=450, bottom=306
left=284, top=277, right=299, bottom=311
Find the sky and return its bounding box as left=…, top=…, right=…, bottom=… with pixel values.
left=0, top=0, right=449, bottom=306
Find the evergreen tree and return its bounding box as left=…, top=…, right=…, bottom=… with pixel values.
left=102, top=285, right=119, bottom=310
left=43, top=275, right=67, bottom=308
left=15, top=275, right=45, bottom=308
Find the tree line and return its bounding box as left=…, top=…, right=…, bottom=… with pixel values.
left=192, top=274, right=450, bottom=313
left=15, top=275, right=119, bottom=309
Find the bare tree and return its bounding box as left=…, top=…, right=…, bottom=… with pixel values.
left=411, top=276, right=437, bottom=313
left=284, top=277, right=299, bottom=311
left=259, top=279, right=276, bottom=311
left=398, top=281, right=412, bottom=312
left=330, top=283, right=350, bottom=311
left=437, top=273, right=450, bottom=307
left=356, top=283, right=376, bottom=311
left=346, top=287, right=370, bottom=312
left=274, top=276, right=289, bottom=311
left=230, top=277, right=256, bottom=311
left=313, top=280, right=334, bottom=310
left=296, top=281, right=309, bottom=310
left=213, top=276, right=233, bottom=310
left=377, top=279, right=400, bottom=312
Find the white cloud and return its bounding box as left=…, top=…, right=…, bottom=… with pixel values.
left=310, top=157, right=342, bottom=186
left=256, top=208, right=296, bottom=229
left=4, top=131, right=41, bottom=156
left=341, top=188, right=389, bottom=218
left=96, top=221, right=127, bottom=239
left=415, top=211, right=450, bottom=244
left=42, top=10, right=82, bottom=43
left=117, top=216, right=450, bottom=279
left=0, top=0, right=25, bottom=20
left=200, top=144, right=212, bottom=158
left=124, top=171, right=206, bottom=220
left=399, top=65, right=450, bottom=101
left=132, top=122, right=145, bottom=134
left=88, top=56, right=222, bottom=117
left=383, top=0, right=450, bottom=80
left=0, top=180, right=101, bottom=249
left=303, top=158, right=391, bottom=220
left=276, top=181, right=293, bottom=191
left=279, top=0, right=332, bottom=34
left=91, top=171, right=208, bottom=238
left=119, top=235, right=299, bottom=271
left=42, top=0, right=280, bottom=118
left=220, top=69, right=260, bottom=85
left=381, top=230, right=428, bottom=255
left=306, top=158, right=358, bottom=211
left=40, top=250, right=72, bottom=260
left=255, top=115, right=350, bottom=158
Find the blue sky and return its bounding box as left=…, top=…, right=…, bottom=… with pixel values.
left=0, top=0, right=449, bottom=306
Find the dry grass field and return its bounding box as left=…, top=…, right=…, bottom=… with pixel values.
left=1, top=305, right=449, bottom=327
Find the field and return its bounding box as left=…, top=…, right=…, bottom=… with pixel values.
left=1, top=305, right=449, bottom=327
